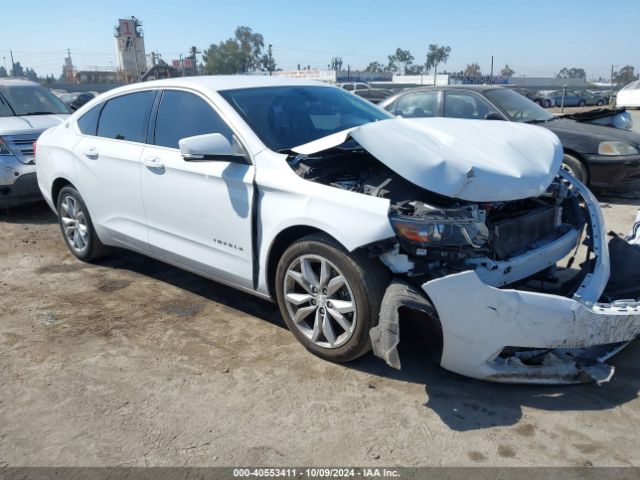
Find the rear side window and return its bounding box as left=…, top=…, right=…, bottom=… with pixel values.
left=444, top=91, right=495, bottom=119
left=396, top=92, right=438, bottom=117
left=97, top=91, right=155, bottom=142
left=153, top=90, right=233, bottom=149
left=77, top=104, right=101, bottom=135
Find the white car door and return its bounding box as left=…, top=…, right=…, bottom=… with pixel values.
left=72, top=90, right=156, bottom=253
left=140, top=89, right=255, bottom=288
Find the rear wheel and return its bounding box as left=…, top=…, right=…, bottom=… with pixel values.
left=275, top=233, right=387, bottom=363
left=561, top=154, right=588, bottom=184
left=578, top=100, right=586, bottom=107
left=57, top=186, right=108, bottom=261
left=544, top=99, right=552, bottom=108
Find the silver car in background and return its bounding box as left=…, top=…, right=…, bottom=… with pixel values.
left=0, top=79, right=69, bottom=207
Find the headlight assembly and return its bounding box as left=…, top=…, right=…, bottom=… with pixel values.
left=0, top=137, right=13, bottom=156
left=598, top=140, right=639, bottom=156
left=389, top=206, right=489, bottom=250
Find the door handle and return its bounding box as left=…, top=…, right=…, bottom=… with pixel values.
left=83, top=146, right=99, bottom=159
left=144, top=157, right=165, bottom=169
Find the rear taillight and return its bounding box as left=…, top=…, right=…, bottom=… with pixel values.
left=33, top=141, right=37, bottom=156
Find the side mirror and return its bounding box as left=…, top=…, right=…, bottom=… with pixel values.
left=485, top=112, right=505, bottom=121
left=179, top=133, right=249, bottom=164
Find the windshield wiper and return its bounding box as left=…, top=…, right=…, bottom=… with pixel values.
left=21, top=111, right=57, bottom=116
left=525, top=118, right=551, bottom=124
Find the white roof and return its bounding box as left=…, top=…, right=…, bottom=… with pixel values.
left=106, top=75, right=332, bottom=97
left=0, top=78, right=42, bottom=87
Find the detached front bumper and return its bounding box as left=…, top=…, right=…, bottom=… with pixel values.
left=372, top=172, right=640, bottom=384
left=423, top=271, right=640, bottom=383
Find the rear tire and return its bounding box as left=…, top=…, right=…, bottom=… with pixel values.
left=561, top=154, right=589, bottom=184
left=275, top=233, right=388, bottom=363
left=56, top=186, right=109, bottom=261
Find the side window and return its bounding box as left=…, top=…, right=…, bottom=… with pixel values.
left=343, top=84, right=354, bottom=91
left=444, top=91, right=496, bottom=120
left=77, top=104, right=102, bottom=135
left=97, top=91, right=155, bottom=142
left=396, top=92, right=438, bottom=118
left=153, top=90, right=233, bottom=149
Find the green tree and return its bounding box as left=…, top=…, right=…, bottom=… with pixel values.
left=0, top=66, right=7, bottom=78
left=425, top=44, right=451, bottom=79
left=556, top=67, right=586, bottom=79
left=261, top=44, right=277, bottom=73
left=613, top=65, right=639, bottom=85
left=10, top=61, right=24, bottom=77
left=464, top=62, right=481, bottom=76
left=364, top=61, right=384, bottom=73
left=385, top=48, right=414, bottom=74
left=329, top=56, right=343, bottom=71
left=500, top=64, right=515, bottom=77
left=203, top=26, right=266, bottom=74
left=25, top=67, right=38, bottom=81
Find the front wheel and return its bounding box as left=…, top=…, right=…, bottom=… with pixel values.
left=561, top=154, right=588, bottom=184
left=578, top=100, right=586, bottom=107
left=275, top=233, right=387, bottom=363
left=57, top=186, right=108, bottom=261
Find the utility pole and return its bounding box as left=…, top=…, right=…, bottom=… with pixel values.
left=490, top=55, right=494, bottom=84
left=610, top=64, right=616, bottom=107
left=189, top=46, right=200, bottom=76
left=10, top=50, right=16, bottom=77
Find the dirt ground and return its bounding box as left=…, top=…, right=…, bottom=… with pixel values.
left=1, top=113, right=640, bottom=467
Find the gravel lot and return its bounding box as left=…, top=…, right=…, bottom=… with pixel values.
left=1, top=113, right=640, bottom=467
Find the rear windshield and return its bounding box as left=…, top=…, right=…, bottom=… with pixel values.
left=219, top=86, right=391, bottom=152
left=0, top=84, right=70, bottom=117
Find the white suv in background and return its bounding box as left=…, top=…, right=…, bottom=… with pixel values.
left=0, top=79, right=69, bottom=206
left=35, top=76, right=640, bottom=384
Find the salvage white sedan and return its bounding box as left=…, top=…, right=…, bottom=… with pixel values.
left=35, top=76, right=640, bottom=384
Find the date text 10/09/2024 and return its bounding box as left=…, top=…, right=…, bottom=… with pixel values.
left=232, top=468, right=401, bottom=478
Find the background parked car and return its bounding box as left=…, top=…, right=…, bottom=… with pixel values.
left=379, top=85, right=640, bottom=188
left=337, top=82, right=371, bottom=92
left=616, top=80, right=640, bottom=108
left=0, top=79, right=69, bottom=206
left=585, top=91, right=607, bottom=106
left=60, top=92, right=96, bottom=111
left=513, top=88, right=553, bottom=108
left=553, top=90, right=588, bottom=107
left=354, top=87, right=393, bottom=104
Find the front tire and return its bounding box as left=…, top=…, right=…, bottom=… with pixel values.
left=275, top=233, right=388, bottom=363
left=57, top=186, right=108, bottom=261
left=561, top=154, right=589, bottom=184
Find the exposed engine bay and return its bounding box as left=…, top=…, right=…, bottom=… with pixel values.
left=285, top=118, right=640, bottom=385
left=290, top=145, right=587, bottom=291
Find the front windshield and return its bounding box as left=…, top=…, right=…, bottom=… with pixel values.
left=0, top=85, right=70, bottom=117
left=484, top=88, right=553, bottom=123
left=219, top=86, right=392, bottom=151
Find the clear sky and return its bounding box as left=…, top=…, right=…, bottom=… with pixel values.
left=1, top=0, right=638, bottom=80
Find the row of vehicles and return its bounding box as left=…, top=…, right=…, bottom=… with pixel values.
left=2, top=76, right=640, bottom=385
left=338, top=82, right=615, bottom=109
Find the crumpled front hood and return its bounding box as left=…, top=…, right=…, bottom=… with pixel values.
left=0, top=114, right=68, bottom=136
left=293, top=118, right=563, bottom=202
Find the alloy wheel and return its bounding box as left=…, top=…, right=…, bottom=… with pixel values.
left=60, top=195, right=89, bottom=254
left=283, top=254, right=357, bottom=349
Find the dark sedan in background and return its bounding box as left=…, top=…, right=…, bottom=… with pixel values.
left=379, top=85, right=640, bottom=188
